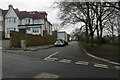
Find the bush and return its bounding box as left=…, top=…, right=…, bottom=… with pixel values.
left=101, top=38, right=106, bottom=44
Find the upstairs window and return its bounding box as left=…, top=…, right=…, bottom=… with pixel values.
left=7, top=17, right=16, bottom=23
left=34, top=19, right=41, bottom=24
left=25, top=18, right=30, bottom=24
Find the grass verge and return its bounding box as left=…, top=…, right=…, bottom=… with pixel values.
left=79, top=41, right=119, bottom=63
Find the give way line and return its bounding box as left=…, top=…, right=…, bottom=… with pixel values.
left=44, top=52, right=59, bottom=61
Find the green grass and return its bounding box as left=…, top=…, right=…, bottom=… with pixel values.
left=79, top=41, right=119, bottom=62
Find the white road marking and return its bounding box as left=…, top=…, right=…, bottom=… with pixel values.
left=44, top=58, right=58, bottom=61
left=34, top=73, right=59, bottom=78
left=94, top=63, right=109, bottom=69
left=44, top=52, right=58, bottom=60
left=75, top=61, right=89, bottom=65
left=44, top=59, right=55, bottom=61
left=49, top=58, right=58, bottom=60
left=115, top=66, right=120, bottom=70
left=59, top=59, right=71, bottom=63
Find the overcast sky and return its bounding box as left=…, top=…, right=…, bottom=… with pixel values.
left=0, top=0, right=58, bottom=23
left=0, top=0, right=82, bottom=34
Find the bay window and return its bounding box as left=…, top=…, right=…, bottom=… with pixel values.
left=7, top=17, right=16, bottom=23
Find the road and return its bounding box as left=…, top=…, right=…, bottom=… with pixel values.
left=2, top=41, right=120, bottom=79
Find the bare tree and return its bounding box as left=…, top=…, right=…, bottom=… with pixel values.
left=57, top=1, right=119, bottom=47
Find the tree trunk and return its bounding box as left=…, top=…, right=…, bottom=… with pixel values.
left=96, top=18, right=100, bottom=45
left=85, top=23, right=89, bottom=43
left=86, top=2, right=94, bottom=47
left=90, top=33, right=94, bottom=47
left=99, top=3, right=103, bottom=45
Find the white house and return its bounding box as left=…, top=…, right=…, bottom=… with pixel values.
left=5, top=5, right=20, bottom=38
left=0, top=8, right=3, bottom=32
left=0, top=9, right=3, bottom=38
left=4, top=5, right=52, bottom=38
left=17, top=11, right=52, bottom=36
left=0, top=8, right=5, bottom=38
left=18, top=24, right=43, bottom=36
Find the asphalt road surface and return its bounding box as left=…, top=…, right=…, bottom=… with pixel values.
left=2, top=41, right=120, bottom=79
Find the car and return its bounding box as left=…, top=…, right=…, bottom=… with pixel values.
left=54, top=39, right=65, bottom=46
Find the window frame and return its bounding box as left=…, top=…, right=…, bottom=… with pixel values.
left=34, top=19, right=41, bottom=24
left=7, top=17, right=16, bottom=23
left=32, top=27, right=39, bottom=33
left=25, top=18, right=30, bottom=24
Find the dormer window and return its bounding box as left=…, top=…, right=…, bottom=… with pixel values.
left=34, top=19, right=41, bottom=24
left=7, top=17, right=16, bottom=23
left=25, top=18, right=30, bottom=24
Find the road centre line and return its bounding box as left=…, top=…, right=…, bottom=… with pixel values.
left=94, top=63, right=109, bottom=69
left=59, top=59, right=71, bottom=63
left=75, top=61, right=89, bottom=65
left=44, top=52, right=58, bottom=60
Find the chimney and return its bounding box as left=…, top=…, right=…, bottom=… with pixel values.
left=8, top=4, right=13, bottom=9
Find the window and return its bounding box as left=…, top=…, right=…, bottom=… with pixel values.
left=32, top=28, right=39, bottom=33
left=7, top=28, right=16, bottom=34
left=25, top=18, right=30, bottom=24
left=7, top=17, right=16, bottom=23
left=34, top=19, right=41, bottom=24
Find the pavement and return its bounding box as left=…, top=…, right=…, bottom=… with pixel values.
left=2, top=41, right=120, bottom=78
left=0, top=40, right=54, bottom=52
left=1, top=44, right=54, bottom=52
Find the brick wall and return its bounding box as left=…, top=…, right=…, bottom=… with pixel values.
left=10, top=31, right=56, bottom=47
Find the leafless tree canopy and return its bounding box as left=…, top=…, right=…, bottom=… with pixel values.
left=57, top=1, right=120, bottom=47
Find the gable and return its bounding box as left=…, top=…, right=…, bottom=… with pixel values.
left=5, top=8, right=19, bottom=19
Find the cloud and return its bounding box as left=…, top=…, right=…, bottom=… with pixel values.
left=0, top=0, right=58, bottom=23
left=0, top=0, right=81, bottom=34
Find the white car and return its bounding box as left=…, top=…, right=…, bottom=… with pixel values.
left=54, top=39, right=65, bottom=46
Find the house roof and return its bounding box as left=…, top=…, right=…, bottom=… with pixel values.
left=47, top=21, right=52, bottom=26
left=2, top=9, right=19, bottom=17
left=18, top=11, right=47, bottom=19
left=2, top=10, right=8, bottom=17
left=2, top=5, right=47, bottom=19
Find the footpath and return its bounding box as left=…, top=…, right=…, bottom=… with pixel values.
left=1, top=44, right=54, bottom=52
